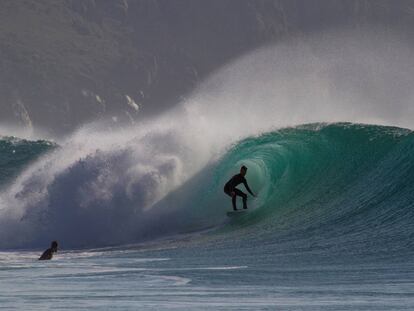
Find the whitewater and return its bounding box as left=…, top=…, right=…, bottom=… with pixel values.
left=1, top=31, right=414, bottom=310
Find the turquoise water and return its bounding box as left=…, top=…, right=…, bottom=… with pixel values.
left=1, top=123, right=414, bottom=309
left=0, top=136, right=55, bottom=187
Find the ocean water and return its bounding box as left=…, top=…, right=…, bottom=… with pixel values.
left=1, top=123, right=414, bottom=310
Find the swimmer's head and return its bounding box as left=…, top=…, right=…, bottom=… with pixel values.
left=51, top=241, right=58, bottom=252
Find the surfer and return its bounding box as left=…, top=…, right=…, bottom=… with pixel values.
left=39, top=241, right=58, bottom=260
left=224, top=165, right=256, bottom=211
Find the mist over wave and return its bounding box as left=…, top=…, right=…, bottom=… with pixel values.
left=0, top=30, right=413, bottom=249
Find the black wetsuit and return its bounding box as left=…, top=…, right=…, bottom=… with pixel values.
left=39, top=248, right=55, bottom=260
left=224, top=173, right=254, bottom=210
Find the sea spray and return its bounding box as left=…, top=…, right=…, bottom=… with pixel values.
left=1, top=29, right=414, bottom=249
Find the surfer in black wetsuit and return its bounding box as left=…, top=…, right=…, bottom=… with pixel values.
left=39, top=241, right=58, bottom=260
left=224, top=165, right=256, bottom=211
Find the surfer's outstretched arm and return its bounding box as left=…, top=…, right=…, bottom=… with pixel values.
left=243, top=180, right=255, bottom=197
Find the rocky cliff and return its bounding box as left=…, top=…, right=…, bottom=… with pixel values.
left=0, top=0, right=413, bottom=134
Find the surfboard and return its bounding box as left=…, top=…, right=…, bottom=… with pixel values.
left=227, top=210, right=248, bottom=217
